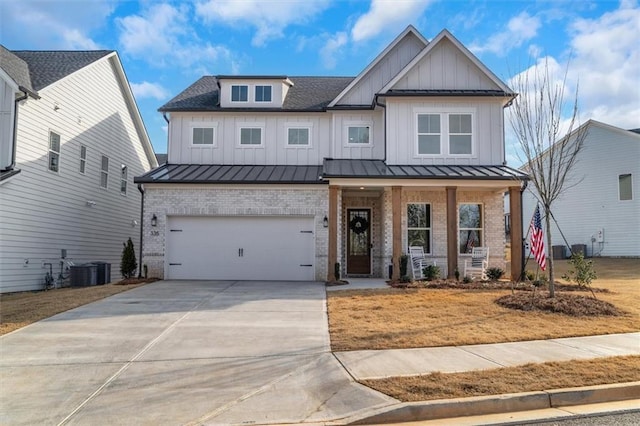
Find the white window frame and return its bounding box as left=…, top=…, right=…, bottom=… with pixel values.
left=120, top=164, right=128, bottom=195
left=255, top=85, right=273, bottom=103
left=344, top=122, right=373, bottom=147
left=230, top=85, right=248, bottom=103
left=237, top=123, right=265, bottom=147
left=458, top=203, right=483, bottom=255
left=285, top=123, right=313, bottom=148
left=416, top=113, right=442, bottom=155
left=414, top=108, right=476, bottom=157
left=100, top=155, right=109, bottom=189
left=79, top=144, right=87, bottom=174
left=619, top=173, right=633, bottom=201
left=407, top=203, right=432, bottom=255
left=189, top=123, right=218, bottom=147
left=48, top=131, right=61, bottom=173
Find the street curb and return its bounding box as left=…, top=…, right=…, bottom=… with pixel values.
left=342, top=381, right=640, bottom=424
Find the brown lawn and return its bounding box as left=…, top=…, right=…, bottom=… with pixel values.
left=328, top=258, right=640, bottom=351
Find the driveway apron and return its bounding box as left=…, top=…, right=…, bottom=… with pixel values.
left=0, top=280, right=394, bottom=425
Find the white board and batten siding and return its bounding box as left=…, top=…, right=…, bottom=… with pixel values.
left=0, top=74, right=18, bottom=170
left=521, top=122, right=640, bottom=257
left=331, top=110, right=385, bottom=160
left=0, top=56, right=154, bottom=293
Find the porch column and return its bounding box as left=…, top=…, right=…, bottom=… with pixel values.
left=391, top=186, right=402, bottom=280
left=327, top=185, right=339, bottom=281
left=509, top=186, right=524, bottom=281
left=446, top=186, right=457, bottom=279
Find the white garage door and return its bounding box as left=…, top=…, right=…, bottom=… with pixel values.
left=166, top=216, right=315, bottom=281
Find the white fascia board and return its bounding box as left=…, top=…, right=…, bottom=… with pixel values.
left=0, top=68, right=20, bottom=92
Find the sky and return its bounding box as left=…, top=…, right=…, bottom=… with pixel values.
left=1, top=0, right=638, bottom=166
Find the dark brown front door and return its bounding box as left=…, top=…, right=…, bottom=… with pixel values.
left=347, top=209, right=371, bottom=274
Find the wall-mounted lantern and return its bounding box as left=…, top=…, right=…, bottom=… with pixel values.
left=151, top=214, right=158, bottom=227
left=323, top=215, right=329, bottom=228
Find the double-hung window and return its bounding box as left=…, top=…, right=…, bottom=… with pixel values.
left=416, top=111, right=474, bottom=156
left=231, top=85, right=248, bottom=102
left=449, top=114, right=472, bottom=154
left=239, top=127, right=262, bottom=146
left=48, top=131, right=61, bottom=172
left=459, top=203, right=483, bottom=254
left=255, top=85, right=272, bottom=102
left=417, top=114, right=441, bottom=154
left=100, top=155, right=109, bottom=188
left=120, top=165, right=128, bottom=195
left=79, top=145, right=87, bottom=174
left=407, top=204, right=431, bottom=254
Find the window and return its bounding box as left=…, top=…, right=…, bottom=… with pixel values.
left=231, top=85, right=248, bottom=102
left=79, top=145, right=87, bottom=174
left=240, top=127, right=262, bottom=145
left=100, top=155, right=109, bottom=188
left=255, top=85, right=272, bottom=102
left=120, top=165, right=128, bottom=195
left=191, top=127, right=215, bottom=145
left=619, top=174, right=633, bottom=200
left=287, top=127, right=310, bottom=146
left=408, top=204, right=431, bottom=254
left=417, top=114, right=441, bottom=154
left=347, top=126, right=370, bottom=144
left=459, top=203, right=483, bottom=254
left=48, top=132, right=61, bottom=172
left=449, top=114, right=472, bottom=154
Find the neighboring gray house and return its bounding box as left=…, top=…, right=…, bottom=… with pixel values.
left=521, top=120, right=640, bottom=258
left=0, top=47, right=157, bottom=293
left=135, top=26, right=528, bottom=282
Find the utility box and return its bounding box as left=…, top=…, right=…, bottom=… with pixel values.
left=70, top=264, right=98, bottom=287
left=572, top=244, right=587, bottom=257
left=91, top=262, right=111, bottom=285
left=552, top=245, right=567, bottom=260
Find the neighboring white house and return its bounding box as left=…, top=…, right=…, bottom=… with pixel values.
left=521, top=120, right=640, bottom=258
left=135, top=26, right=528, bottom=282
left=0, top=46, right=157, bottom=293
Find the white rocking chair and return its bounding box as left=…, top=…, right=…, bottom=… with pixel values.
left=464, top=247, right=489, bottom=281
left=409, top=246, right=426, bottom=280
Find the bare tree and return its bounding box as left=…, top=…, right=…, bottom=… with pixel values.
left=509, top=58, right=587, bottom=297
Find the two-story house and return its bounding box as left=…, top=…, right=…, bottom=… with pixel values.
left=135, top=26, right=527, bottom=283
left=0, top=46, right=157, bottom=293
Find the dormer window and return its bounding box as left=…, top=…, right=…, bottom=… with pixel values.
left=231, top=85, right=248, bottom=102
left=255, top=85, right=272, bottom=102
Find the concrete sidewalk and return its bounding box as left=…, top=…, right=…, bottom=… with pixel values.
left=335, top=332, right=640, bottom=380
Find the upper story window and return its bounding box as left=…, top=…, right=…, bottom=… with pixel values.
left=100, top=155, right=109, bottom=188
left=417, top=114, right=441, bottom=155
left=191, top=124, right=217, bottom=146
left=416, top=110, right=475, bottom=156
left=239, top=127, right=263, bottom=146
left=255, top=85, right=272, bottom=102
left=79, top=145, right=87, bottom=174
left=48, top=131, right=61, bottom=172
left=286, top=126, right=311, bottom=147
left=347, top=125, right=371, bottom=145
left=120, top=165, right=128, bottom=195
left=449, top=114, right=472, bottom=154
left=231, top=85, right=248, bottom=102
left=619, top=174, right=633, bottom=201
left=408, top=203, right=431, bottom=254
left=459, top=203, right=483, bottom=254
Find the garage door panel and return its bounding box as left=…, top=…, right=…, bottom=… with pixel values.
left=167, top=216, right=315, bottom=281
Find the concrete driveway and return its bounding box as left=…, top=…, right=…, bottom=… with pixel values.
left=0, top=280, right=395, bottom=425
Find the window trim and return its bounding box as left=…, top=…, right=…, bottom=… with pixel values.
left=458, top=202, right=483, bottom=255
left=285, top=123, right=313, bottom=148
left=414, top=108, right=476, bottom=158
left=254, top=85, right=273, bottom=103
left=619, top=173, right=633, bottom=201
left=48, top=131, right=61, bottom=173
left=344, top=122, right=373, bottom=147
left=100, top=155, right=109, bottom=189
left=416, top=113, right=442, bottom=155
left=230, top=84, right=248, bottom=103
left=407, top=203, right=432, bottom=255
left=237, top=123, right=265, bottom=147
left=448, top=113, right=474, bottom=156
left=120, top=164, right=128, bottom=195
left=79, top=144, right=87, bottom=174
left=189, top=122, right=218, bottom=148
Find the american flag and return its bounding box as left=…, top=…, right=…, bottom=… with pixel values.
left=530, top=205, right=546, bottom=271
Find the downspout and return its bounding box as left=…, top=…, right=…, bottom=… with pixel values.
left=374, top=95, right=387, bottom=162
left=1, top=91, right=28, bottom=172
left=519, top=179, right=528, bottom=282
left=137, top=183, right=145, bottom=278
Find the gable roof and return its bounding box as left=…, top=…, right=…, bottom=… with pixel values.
left=10, top=50, right=113, bottom=91
left=0, top=45, right=37, bottom=97
left=327, top=25, right=428, bottom=107
left=379, top=29, right=514, bottom=96
left=159, top=76, right=354, bottom=112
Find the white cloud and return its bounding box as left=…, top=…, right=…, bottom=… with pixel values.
left=195, top=0, right=331, bottom=46
left=130, top=81, right=170, bottom=100
left=320, top=32, right=348, bottom=69
left=470, top=11, right=541, bottom=56
left=351, top=0, right=433, bottom=42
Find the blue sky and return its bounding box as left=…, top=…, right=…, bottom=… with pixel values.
left=1, top=0, right=638, bottom=165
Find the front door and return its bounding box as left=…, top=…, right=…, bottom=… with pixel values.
left=347, top=209, right=371, bottom=274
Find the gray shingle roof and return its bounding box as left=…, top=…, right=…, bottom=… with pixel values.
left=0, top=45, right=36, bottom=95
left=11, top=50, right=113, bottom=90
left=159, top=76, right=355, bottom=112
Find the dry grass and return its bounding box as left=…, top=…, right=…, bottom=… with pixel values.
left=0, top=281, right=151, bottom=335
left=328, top=258, right=640, bottom=351
left=361, top=356, right=640, bottom=402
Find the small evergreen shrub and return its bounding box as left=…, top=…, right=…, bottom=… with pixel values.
left=454, top=267, right=460, bottom=281
left=563, top=252, right=597, bottom=288
left=462, top=276, right=473, bottom=284
left=422, top=264, right=441, bottom=281
left=486, top=267, right=505, bottom=281
left=400, top=255, right=409, bottom=278
left=334, top=262, right=341, bottom=280
left=120, top=237, right=137, bottom=279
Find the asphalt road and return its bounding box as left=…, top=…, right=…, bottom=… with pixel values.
left=524, top=411, right=640, bottom=425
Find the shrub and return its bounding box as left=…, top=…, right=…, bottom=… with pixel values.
left=400, top=275, right=412, bottom=283
left=462, top=276, right=473, bottom=284
left=486, top=267, right=505, bottom=281
left=563, top=252, right=597, bottom=297
left=120, top=237, right=137, bottom=279
left=454, top=267, right=460, bottom=281
left=422, top=264, right=441, bottom=281
left=334, top=262, right=341, bottom=280
left=400, top=255, right=409, bottom=278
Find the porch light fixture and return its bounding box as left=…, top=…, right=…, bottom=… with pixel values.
left=151, top=214, right=158, bottom=227
left=359, top=186, right=365, bottom=190
left=323, top=216, right=328, bottom=228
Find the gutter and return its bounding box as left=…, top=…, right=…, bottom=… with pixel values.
left=137, top=183, right=145, bottom=278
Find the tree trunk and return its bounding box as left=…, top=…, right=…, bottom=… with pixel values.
left=545, top=207, right=555, bottom=298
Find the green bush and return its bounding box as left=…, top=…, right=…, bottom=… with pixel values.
left=400, top=255, right=409, bottom=278
left=422, top=264, right=441, bottom=281
left=486, top=267, right=504, bottom=281
left=334, top=262, right=341, bottom=280
left=462, top=275, right=473, bottom=284
left=454, top=267, right=460, bottom=281
left=120, top=237, right=137, bottom=279
left=563, top=252, right=597, bottom=287
left=400, top=275, right=412, bottom=283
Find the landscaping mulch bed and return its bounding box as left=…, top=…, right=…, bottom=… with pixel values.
left=495, top=292, right=624, bottom=317
left=389, top=279, right=610, bottom=293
